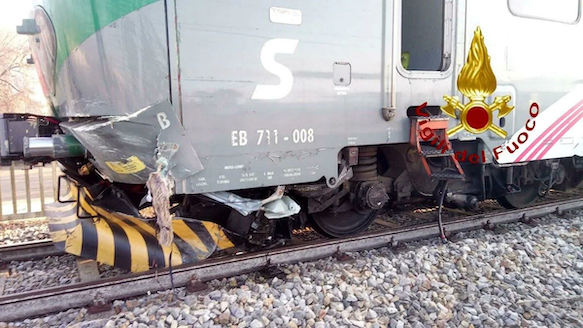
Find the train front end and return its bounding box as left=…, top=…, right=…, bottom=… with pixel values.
left=1, top=1, right=248, bottom=272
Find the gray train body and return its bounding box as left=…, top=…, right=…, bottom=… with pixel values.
left=4, top=0, right=583, bottom=242
left=31, top=0, right=581, bottom=194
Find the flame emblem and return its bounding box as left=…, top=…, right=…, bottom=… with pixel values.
left=441, top=27, right=514, bottom=138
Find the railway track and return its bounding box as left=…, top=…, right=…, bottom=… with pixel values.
left=1, top=192, right=582, bottom=322
left=0, top=240, right=64, bottom=263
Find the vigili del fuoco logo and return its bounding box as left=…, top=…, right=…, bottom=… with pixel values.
left=416, top=27, right=538, bottom=163
left=441, top=27, right=514, bottom=138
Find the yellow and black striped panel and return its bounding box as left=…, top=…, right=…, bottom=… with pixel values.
left=47, top=186, right=240, bottom=272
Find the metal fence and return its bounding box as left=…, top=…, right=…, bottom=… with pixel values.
left=0, top=162, right=59, bottom=221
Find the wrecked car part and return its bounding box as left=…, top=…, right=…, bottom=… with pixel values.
left=203, top=186, right=301, bottom=218
left=86, top=183, right=143, bottom=218
left=263, top=196, right=301, bottom=219
left=203, top=192, right=262, bottom=217
left=61, top=100, right=203, bottom=184
left=445, top=193, right=479, bottom=211
left=247, top=215, right=277, bottom=246
left=78, top=163, right=94, bottom=176
left=261, top=186, right=286, bottom=205
left=47, top=184, right=241, bottom=273
left=225, top=210, right=255, bottom=236
left=23, top=135, right=85, bottom=159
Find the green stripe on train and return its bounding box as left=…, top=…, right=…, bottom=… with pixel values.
left=39, top=0, right=160, bottom=73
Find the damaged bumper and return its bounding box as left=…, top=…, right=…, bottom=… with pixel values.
left=61, top=100, right=203, bottom=184
left=48, top=184, right=241, bottom=272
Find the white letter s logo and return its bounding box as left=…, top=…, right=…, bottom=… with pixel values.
left=252, top=38, right=298, bottom=100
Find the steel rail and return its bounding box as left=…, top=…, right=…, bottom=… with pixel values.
left=0, top=240, right=64, bottom=263
left=1, top=197, right=582, bottom=321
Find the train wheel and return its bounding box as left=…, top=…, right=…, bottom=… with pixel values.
left=496, top=182, right=541, bottom=209
left=311, top=209, right=378, bottom=238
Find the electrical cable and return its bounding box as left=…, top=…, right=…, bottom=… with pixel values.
left=168, top=250, right=185, bottom=301
left=437, top=180, right=449, bottom=243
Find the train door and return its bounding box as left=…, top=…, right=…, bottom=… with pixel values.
left=394, top=0, right=458, bottom=138
left=167, top=0, right=387, bottom=194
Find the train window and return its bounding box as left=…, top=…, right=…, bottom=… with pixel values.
left=401, top=0, right=451, bottom=71
left=508, top=0, right=580, bottom=24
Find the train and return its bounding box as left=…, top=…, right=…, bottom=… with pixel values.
left=2, top=0, right=583, bottom=271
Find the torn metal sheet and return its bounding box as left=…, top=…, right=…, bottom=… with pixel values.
left=203, top=186, right=301, bottom=218
left=46, top=189, right=240, bottom=273
left=203, top=192, right=262, bottom=216
left=261, top=186, right=286, bottom=204
left=263, top=196, right=301, bottom=219
left=60, top=100, right=203, bottom=184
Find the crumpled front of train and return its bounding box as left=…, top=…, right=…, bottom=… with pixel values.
left=6, top=1, right=251, bottom=271
left=46, top=182, right=242, bottom=272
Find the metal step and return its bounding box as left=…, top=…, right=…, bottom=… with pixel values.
left=420, top=145, right=454, bottom=157
left=431, top=172, right=465, bottom=180
left=410, top=114, right=450, bottom=120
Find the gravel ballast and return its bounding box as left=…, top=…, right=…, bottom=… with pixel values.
left=2, top=255, right=80, bottom=294
left=2, top=256, right=129, bottom=295
left=1, top=211, right=582, bottom=328
left=0, top=218, right=50, bottom=245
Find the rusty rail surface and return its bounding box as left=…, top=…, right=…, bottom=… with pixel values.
left=0, top=196, right=582, bottom=322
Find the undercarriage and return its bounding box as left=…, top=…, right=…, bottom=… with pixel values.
left=3, top=113, right=583, bottom=272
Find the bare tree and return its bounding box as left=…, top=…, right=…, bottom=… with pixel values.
left=0, top=29, right=47, bottom=115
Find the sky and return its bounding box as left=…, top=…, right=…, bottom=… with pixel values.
left=0, top=0, right=35, bottom=32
